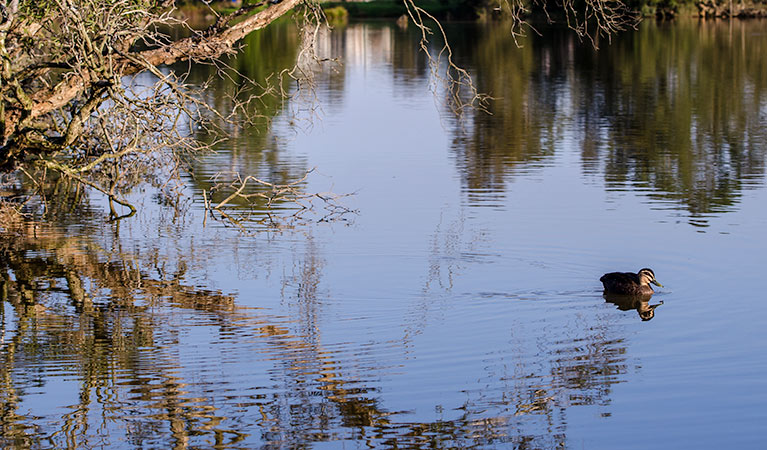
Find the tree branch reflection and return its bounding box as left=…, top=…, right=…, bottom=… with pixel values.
left=1, top=216, right=639, bottom=448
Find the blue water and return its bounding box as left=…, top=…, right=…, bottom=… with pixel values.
left=1, top=19, right=766, bottom=449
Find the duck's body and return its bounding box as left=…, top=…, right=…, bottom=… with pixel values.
left=600, top=268, right=662, bottom=296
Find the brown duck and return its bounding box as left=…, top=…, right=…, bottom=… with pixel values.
left=600, top=268, right=663, bottom=296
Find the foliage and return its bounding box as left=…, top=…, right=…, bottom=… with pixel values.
left=322, top=0, right=475, bottom=18
left=323, top=5, right=348, bottom=22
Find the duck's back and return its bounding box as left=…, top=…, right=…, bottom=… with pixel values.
left=600, top=271, right=652, bottom=295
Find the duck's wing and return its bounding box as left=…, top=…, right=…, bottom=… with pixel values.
left=600, top=271, right=639, bottom=286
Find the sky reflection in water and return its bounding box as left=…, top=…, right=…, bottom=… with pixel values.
left=1, top=19, right=767, bottom=449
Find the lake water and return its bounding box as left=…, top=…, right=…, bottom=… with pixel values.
left=1, top=18, right=767, bottom=449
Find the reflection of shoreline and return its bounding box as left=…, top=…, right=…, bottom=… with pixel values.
left=604, top=293, right=663, bottom=321
left=446, top=20, right=766, bottom=224
left=333, top=24, right=393, bottom=68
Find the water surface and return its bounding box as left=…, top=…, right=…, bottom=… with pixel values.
left=1, top=19, right=767, bottom=449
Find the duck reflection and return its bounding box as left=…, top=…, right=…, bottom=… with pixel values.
left=604, top=293, right=663, bottom=321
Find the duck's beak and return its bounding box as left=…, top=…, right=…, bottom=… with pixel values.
left=651, top=280, right=663, bottom=287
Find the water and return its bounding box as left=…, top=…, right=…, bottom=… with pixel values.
left=2, top=19, right=767, bottom=449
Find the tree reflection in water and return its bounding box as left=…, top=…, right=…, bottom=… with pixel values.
left=0, top=215, right=634, bottom=448
left=447, top=20, right=767, bottom=225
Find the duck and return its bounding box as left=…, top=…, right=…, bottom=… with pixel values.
left=600, top=268, right=663, bottom=296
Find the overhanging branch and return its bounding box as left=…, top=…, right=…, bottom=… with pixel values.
left=18, top=0, right=301, bottom=140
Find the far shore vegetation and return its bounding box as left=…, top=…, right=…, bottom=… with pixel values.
left=188, top=0, right=767, bottom=20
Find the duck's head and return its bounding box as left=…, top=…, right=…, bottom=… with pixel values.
left=638, top=301, right=663, bottom=321
left=638, top=268, right=663, bottom=287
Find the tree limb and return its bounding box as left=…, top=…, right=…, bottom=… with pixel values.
left=12, top=0, right=301, bottom=143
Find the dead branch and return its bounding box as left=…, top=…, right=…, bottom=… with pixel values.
left=403, top=0, right=638, bottom=116
left=204, top=168, right=356, bottom=231
left=404, top=0, right=492, bottom=118
left=0, top=0, right=355, bottom=227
